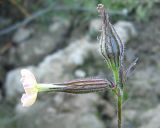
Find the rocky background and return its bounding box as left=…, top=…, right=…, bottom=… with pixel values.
left=0, top=1, right=160, bottom=128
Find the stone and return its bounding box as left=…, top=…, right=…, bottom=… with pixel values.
left=36, top=37, right=98, bottom=83
left=5, top=68, right=23, bottom=100
left=13, top=28, right=33, bottom=43
left=4, top=66, right=36, bottom=101
left=121, top=8, right=129, bottom=16
left=128, top=67, right=159, bottom=105
left=49, top=19, right=69, bottom=34
left=97, top=98, right=115, bottom=119
left=89, top=18, right=101, bottom=33
left=139, top=105, right=160, bottom=128
left=124, top=109, right=137, bottom=121
left=15, top=93, right=105, bottom=128
left=8, top=20, right=70, bottom=66
left=114, top=21, right=137, bottom=43
left=74, top=69, right=86, bottom=78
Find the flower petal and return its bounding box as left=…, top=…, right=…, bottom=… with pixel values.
left=21, top=93, right=37, bottom=107
left=21, top=69, right=37, bottom=87
left=20, top=69, right=38, bottom=94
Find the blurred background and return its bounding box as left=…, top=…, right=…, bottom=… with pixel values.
left=0, top=0, right=160, bottom=128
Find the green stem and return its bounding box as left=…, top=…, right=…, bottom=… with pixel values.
left=113, top=68, right=119, bottom=84
left=113, top=68, right=123, bottom=128
left=118, top=94, right=122, bottom=128
left=37, top=83, right=66, bottom=92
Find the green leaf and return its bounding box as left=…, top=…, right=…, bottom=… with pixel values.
left=123, top=91, right=128, bottom=102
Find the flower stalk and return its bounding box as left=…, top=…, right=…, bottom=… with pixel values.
left=97, top=3, right=124, bottom=126
left=97, top=4, right=137, bottom=128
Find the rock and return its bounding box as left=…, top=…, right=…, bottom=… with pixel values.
left=139, top=105, right=160, bottom=128
left=4, top=68, right=22, bottom=100
left=127, top=67, right=159, bottom=108
left=36, top=37, right=98, bottom=83
left=74, top=69, right=86, bottom=78
left=4, top=66, right=36, bottom=100
left=9, top=33, right=62, bottom=66
left=8, top=20, right=70, bottom=66
left=89, top=18, right=101, bottom=33
left=124, top=109, right=137, bottom=121
left=15, top=93, right=105, bottom=128
left=114, top=21, right=137, bottom=43
left=89, top=19, right=101, bottom=40
left=98, top=100, right=115, bottom=119
left=121, top=8, right=129, bottom=16
left=49, top=19, right=69, bottom=34
left=13, top=28, right=33, bottom=43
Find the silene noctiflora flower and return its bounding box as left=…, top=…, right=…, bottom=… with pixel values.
left=20, top=69, right=112, bottom=107
left=20, top=69, right=66, bottom=107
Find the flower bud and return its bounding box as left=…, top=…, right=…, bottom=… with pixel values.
left=97, top=4, right=124, bottom=69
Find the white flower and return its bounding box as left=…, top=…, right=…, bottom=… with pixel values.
left=20, top=69, right=66, bottom=107
left=20, top=69, right=38, bottom=107
left=19, top=69, right=110, bottom=107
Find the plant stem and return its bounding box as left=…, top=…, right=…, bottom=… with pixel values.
left=113, top=68, right=123, bottom=128
left=118, top=94, right=122, bottom=128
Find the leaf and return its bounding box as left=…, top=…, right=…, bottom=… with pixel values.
left=126, top=58, right=138, bottom=79
left=123, top=91, right=128, bottom=102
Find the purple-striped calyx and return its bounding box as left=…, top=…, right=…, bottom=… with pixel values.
left=97, top=4, right=124, bottom=69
